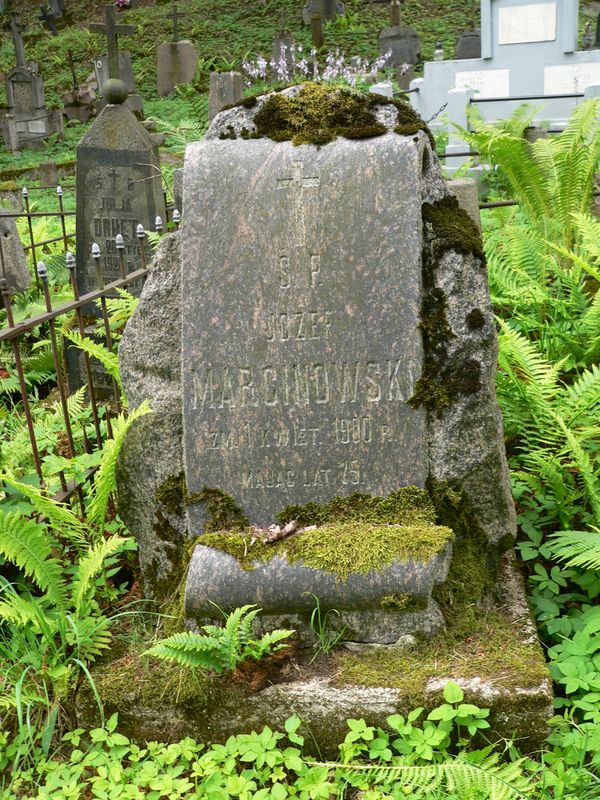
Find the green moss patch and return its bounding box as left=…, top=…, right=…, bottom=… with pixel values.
left=422, top=195, right=485, bottom=263
left=409, top=196, right=486, bottom=414
left=335, top=611, right=549, bottom=699
left=200, top=519, right=452, bottom=583
left=277, top=486, right=435, bottom=527
left=199, top=486, right=249, bottom=532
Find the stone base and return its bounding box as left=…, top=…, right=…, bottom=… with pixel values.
left=79, top=554, right=552, bottom=754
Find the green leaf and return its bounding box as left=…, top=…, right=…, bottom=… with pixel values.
left=442, top=681, right=464, bottom=704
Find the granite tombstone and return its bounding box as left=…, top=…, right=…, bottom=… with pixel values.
left=0, top=14, right=63, bottom=152
left=119, top=84, right=516, bottom=650
left=456, top=29, right=481, bottom=59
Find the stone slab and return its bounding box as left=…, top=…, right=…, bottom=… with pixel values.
left=455, top=29, right=481, bottom=60
left=75, top=103, right=166, bottom=305
left=157, top=41, right=197, bottom=97
left=0, top=211, right=31, bottom=299
left=185, top=541, right=452, bottom=616
left=80, top=554, right=552, bottom=753
left=182, top=135, right=428, bottom=529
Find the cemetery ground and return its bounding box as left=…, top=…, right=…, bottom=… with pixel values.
left=0, top=4, right=600, bottom=800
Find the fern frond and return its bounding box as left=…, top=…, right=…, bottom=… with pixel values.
left=547, top=529, right=600, bottom=570
left=0, top=510, right=67, bottom=611
left=70, top=535, right=128, bottom=614
left=555, top=416, right=600, bottom=524
left=87, top=401, right=152, bottom=531
left=321, top=752, right=529, bottom=799
left=64, top=331, right=122, bottom=392
left=1, top=473, right=87, bottom=547
left=144, top=631, right=225, bottom=672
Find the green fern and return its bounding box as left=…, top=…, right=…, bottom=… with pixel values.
left=0, top=510, right=67, bottom=611
left=320, top=752, right=529, bottom=799
left=145, top=604, right=293, bottom=674
left=64, top=330, right=122, bottom=393
left=1, top=473, right=87, bottom=548
left=86, top=401, right=151, bottom=531
left=547, top=528, right=600, bottom=571
left=71, top=535, right=128, bottom=615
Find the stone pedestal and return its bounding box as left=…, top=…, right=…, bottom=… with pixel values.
left=157, top=40, right=197, bottom=97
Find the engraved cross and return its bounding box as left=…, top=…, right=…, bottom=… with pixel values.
left=277, top=161, right=320, bottom=247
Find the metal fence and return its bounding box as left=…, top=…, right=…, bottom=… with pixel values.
left=0, top=184, right=177, bottom=514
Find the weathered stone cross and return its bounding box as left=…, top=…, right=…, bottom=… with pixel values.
left=89, top=4, right=135, bottom=80
left=167, top=3, right=185, bottom=42
left=277, top=161, right=320, bottom=247
left=10, top=14, right=27, bottom=68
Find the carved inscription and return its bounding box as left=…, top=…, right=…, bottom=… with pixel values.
left=183, top=142, right=427, bottom=523
left=88, top=167, right=143, bottom=280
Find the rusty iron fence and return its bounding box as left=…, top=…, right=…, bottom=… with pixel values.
left=0, top=185, right=179, bottom=515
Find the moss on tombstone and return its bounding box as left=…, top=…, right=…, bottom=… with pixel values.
left=199, top=518, right=452, bottom=583
left=199, top=486, right=249, bottom=532
left=335, top=610, right=549, bottom=700
left=409, top=195, right=486, bottom=414
left=277, top=486, right=436, bottom=527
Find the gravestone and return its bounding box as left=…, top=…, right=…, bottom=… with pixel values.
left=95, top=53, right=143, bottom=114
left=378, top=26, right=420, bottom=67
left=456, top=29, right=481, bottom=59
left=272, top=31, right=295, bottom=73
left=117, top=83, right=551, bottom=746
left=157, top=4, right=197, bottom=97
left=0, top=212, right=31, bottom=303
left=75, top=79, right=166, bottom=308
left=208, top=72, right=244, bottom=120
left=302, top=0, right=345, bottom=25
left=0, top=14, right=63, bottom=152
left=119, top=83, right=516, bottom=621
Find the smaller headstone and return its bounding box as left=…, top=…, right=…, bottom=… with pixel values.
left=89, top=5, right=143, bottom=114
left=62, top=49, right=97, bottom=122
left=157, top=42, right=197, bottom=96
left=302, top=0, right=345, bottom=25
left=157, top=4, right=197, bottom=97
left=583, top=21, right=594, bottom=50
left=95, top=53, right=143, bottom=114
left=75, top=78, right=166, bottom=307
left=37, top=160, right=59, bottom=187
left=208, top=72, right=244, bottom=121
left=0, top=212, right=31, bottom=302
left=1, top=14, right=63, bottom=151
left=455, top=29, right=481, bottom=59
left=378, top=25, right=420, bottom=67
